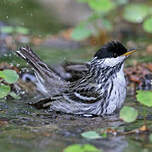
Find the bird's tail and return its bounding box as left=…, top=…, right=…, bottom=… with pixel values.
left=16, top=46, right=53, bottom=75
left=16, top=46, right=66, bottom=95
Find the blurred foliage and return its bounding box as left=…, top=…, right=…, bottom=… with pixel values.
left=136, top=90, right=152, bottom=107
left=123, top=4, right=151, bottom=23
left=81, top=131, right=101, bottom=139
left=71, top=22, right=92, bottom=40
left=0, top=84, right=10, bottom=98
left=0, top=69, right=19, bottom=84
left=1, top=26, right=29, bottom=34
left=64, top=144, right=101, bottom=152
left=120, top=90, right=152, bottom=123
left=0, top=0, right=63, bottom=35
left=0, top=69, right=19, bottom=98
left=143, top=17, right=152, bottom=33
left=81, top=130, right=107, bottom=139
left=120, top=106, right=138, bottom=123
left=72, top=0, right=152, bottom=40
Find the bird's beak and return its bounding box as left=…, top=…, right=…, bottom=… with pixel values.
left=122, top=48, right=136, bottom=56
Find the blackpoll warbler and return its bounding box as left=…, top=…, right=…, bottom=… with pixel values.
left=16, top=41, right=136, bottom=115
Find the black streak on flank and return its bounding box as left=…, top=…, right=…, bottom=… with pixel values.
left=108, top=81, right=113, bottom=99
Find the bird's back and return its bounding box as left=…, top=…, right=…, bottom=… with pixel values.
left=48, top=62, right=126, bottom=116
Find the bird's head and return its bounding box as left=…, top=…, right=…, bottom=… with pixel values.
left=93, top=41, right=136, bottom=68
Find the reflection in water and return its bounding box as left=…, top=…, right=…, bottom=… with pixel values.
left=91, top=136, right=128, bottom=152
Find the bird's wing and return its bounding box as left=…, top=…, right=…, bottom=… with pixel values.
left=30, top=79, right=103, bottom=105
left=30, top=79, right=105, bottom=115
left=68, top=79, right=103, bottom=103
left=49, top=82, right=105, bottom=115
left=33, top=80, right=102, bottom=105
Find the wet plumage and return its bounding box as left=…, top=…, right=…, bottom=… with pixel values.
left=16, top=41, right=135, bottom=116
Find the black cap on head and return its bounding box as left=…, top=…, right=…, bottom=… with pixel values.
left=94, top=41, right=127, bottom=59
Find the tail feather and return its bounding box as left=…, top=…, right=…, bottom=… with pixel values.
left=16, top=46, right=54, bottom=76
left=17, top=46, right=40, bottom=63
left=16, top=46, right=67, bottom=95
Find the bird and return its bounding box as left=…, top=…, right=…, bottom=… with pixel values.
left=16, top=41, right=136, bottom=116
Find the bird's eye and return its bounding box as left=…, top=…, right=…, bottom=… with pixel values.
left=113, top=52, right=117, bottom=58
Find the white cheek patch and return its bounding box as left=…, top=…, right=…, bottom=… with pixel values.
left=103, top=56, right=125, bottom=67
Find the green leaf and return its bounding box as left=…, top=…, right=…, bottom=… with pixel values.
left=88, top=0, right=115, bottom=13
left=81, top=131, right=101, bottom=139
left=123, top=4, right=150, bottom=23
left=136, top=90, right=152, bottom=107
left=0, top=85, right=10, bottom=98
left=0, top=70, right=19, bottom=84
left=0, top=71, right=5, bottom=78
left=1, top=26, right=14, bottom=34
left=143, top=17, right=152, bottom=33
left=120, top=106, right=138, bottom=123
left=101, top=132, right=107, bottom=138
left=64, top=144, right=101, bottom=152
left=15, top=26, right=29, bottom=34
left=71, top=23, right=92, bottom=41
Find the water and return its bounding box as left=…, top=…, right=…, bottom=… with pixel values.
left=0, top=1, right=152, bottom=152
left=0, top=94, right=152, bottom=152
left=0, top=37, right=152, bottom=152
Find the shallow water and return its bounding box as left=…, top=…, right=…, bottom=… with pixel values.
left=0, top=94, right=152, bottom=152
left=0, top=39, right=152, bottom=151
left=0, top=45, right=152, bottom=152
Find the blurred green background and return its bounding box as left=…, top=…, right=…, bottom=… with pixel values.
left=0, top=0, right=152, bottom=65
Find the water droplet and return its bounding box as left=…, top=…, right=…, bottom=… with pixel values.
left=21, top=91, right=25, bottom=95
left=16, top=64, right=20, bottom=67
left=10, top=63, right=14, bottom=67
left=3, top=54, right=8, bottom=57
